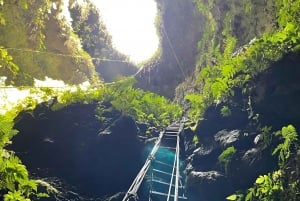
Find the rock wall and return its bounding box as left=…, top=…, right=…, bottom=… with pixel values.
left=184, top=51, right=300, bottom=200
left=9, top=103, right=144, bottom=199
left=135, top=0, right=204, bottom=98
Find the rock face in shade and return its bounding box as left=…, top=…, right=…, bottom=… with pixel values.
left=186, top=171, right=231, bottom=201
left=185, top=52, right=300, bottom=200
left=9, top=103, right=144, bottom=199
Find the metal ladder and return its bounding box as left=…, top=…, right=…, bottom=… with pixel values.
left=122, top=122, right=187, bottom=201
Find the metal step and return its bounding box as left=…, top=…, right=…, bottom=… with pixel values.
left=159, top=146, right=176, bottom=150
left=152, top=179, right=185, bottom=189
left=150, top=191, right=187, bottom=200
left=152, top=169, right=182, bottom=179
left=153, top=160, right=173, bottom=168
left=164, top=133, right=178, bottom=137
left=166, top=128, right=179, bottom=130
left=162, top=137, right=177, bottom=141
left=165, top=131, right=179, bottom=133
left=152, top=179, right=175, bottom=187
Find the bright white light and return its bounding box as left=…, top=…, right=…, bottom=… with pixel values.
left=34, top=76, right=66, bottom=87
left=91, top=0, right=159, bottom=63
left=0, top=77, right=90, bottom=114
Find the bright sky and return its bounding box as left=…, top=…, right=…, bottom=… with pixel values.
left=90, top=0, right=159, bottom=63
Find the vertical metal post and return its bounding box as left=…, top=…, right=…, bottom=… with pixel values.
left=122, top=131, right=164, bottom=201
left=174, top=134, right=180, bottom=201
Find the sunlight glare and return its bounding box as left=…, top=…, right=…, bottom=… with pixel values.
left=91, top=0, right=159, bottom=63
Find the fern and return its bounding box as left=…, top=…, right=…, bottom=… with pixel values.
left=272, top=125, right=298, bottom=167
left=185, top=94, right=206, bottom=122
left=96, top=78, right=182, bottom=127
left=0, top=115, right=18, bottom=147
left=222, top=36, right=237, bottom=62
left=0, top=150, right=43, bottom=200
left=227, top=124, right=298, bottom=200
left=191, top=0, right=300, bottom=121
left=221, top=64, right=236, bottom=79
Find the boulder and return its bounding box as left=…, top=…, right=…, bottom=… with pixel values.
left=186, top=170, right=232, bottom=201
left=214, top=129, right=241, bottom=147
left=189, top=145, right=220, bottom=171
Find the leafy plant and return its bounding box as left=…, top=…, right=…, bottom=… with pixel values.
left=218, top=146, right=236, bottom=173
left=51, top=77, right=182, bottom=128
left=0, top=121, right=13, bottom=145
left=0, top=86, right=68, bottom=199
left=106, top=78, right=182, bottom=127
left=226, top=193, right=243, bottom=201
left=0, top=47, right=19, bottom=85
left=247, top=170, right=283, bottom=201
left=258, top=126, right=273, bottom=150
left=272, top=125, right=298, bottom=168
left=227, top=125, right=299, bottom=200
left=0, top=113, right=47, bottom=200
left=192, top=135, right=199, bottom=145
left=186, top=0, right=300, bottom=122
left=227, top=170, right=283, bottom=201
left=185, top=93, right=206, bottom=122
left=220, top=106, right=232, bottom=117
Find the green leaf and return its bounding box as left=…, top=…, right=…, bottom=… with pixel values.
left=261, top=187, right=268, bottom=194
left=255, top=176, right=265, bottom=184
left=226, top=194, right=237, bottom=200
left=220, top=106, right=232, bottom=117
left=245, top=188, right=254, bottom=201
left=4, top=191, right=30, bottom=201
left=37, top=192, right=49, bottom=198
left=284, top=23, right=296, bottom=33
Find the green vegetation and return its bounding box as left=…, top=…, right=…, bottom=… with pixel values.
left=185, top=94, right=206, bottom=122
left=259, top=126, right=273, bottom=150
left=0, top=111, right=48, bottom=200
left=0, top=76, right=182, bottom=199
left=0, top=0, right=299, bottom=200
left=186, top=0, right=300, bottom=121
left=218, top=146, right=236, bottom=173
left=53, top=77, right=182, bottom=127
left=227, top=170, right=284, bottom=201
left=192, top=135, right=199, bottom=145
left=69, top=1, right=137, bottom=82
left=272, top=125, right=298, bottom=168
left=0, top=84, right=67, bottom=200
left=0, top=1, right=98, bottom=86
left=109, top=87, right=182, bottom=127
left=244, top=170, right=283, bottom=201
left=0, top=47, right=19, bottom=85
left=226, top=125, right=299, bottom=201
left=220, top=106, right=232, bottom=117
left=69, top=1, right=114, bottom=61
